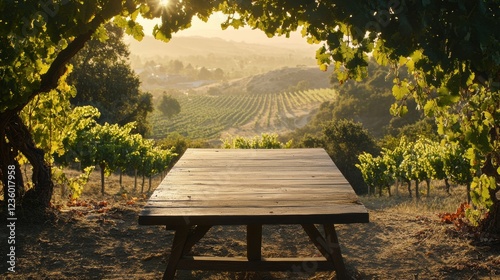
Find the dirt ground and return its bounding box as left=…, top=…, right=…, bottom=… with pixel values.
left=1, top=172, right=500, bottom=280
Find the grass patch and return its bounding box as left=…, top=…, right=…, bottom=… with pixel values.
left=360, top=185, right=469, bottom=215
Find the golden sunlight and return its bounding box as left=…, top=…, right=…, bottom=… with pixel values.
left=159, top=0, right=170, bottom=7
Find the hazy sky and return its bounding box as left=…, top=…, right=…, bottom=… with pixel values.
left=138, top=13, right=318, bottom=50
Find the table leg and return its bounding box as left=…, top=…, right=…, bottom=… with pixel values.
left=247, top=224, right=262, bottom=261
left=163, top=226, right=189, bottom=280
left=323, top=224, right=347, bottom=279
left=183, top=225, right=212, bottom=255
left=301, top=224, right=347, bottom=279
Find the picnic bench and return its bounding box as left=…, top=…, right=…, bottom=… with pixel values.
left=138, top=148, right=369, bottom=279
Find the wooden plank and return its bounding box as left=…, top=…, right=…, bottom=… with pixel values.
left=173, top=149, right=340, bottom=168
left=177, top=157, right=324, bottom=163
left=187, top=150, right=330, bottom=158
left=180, top=148, right=328, bottom=155
left=172, top=161, right=340, bottom=168
left=149, top=188, right=355, bottom=196
left=151, top=183, right=355, bottom=191
left=143, top=194, right=359, bottom=202
left=177, top=164, right=333, bottom=170
left=139, top=209, right=369, bottom=226
left=155, top=181, right=353, bottom=187
left=148, top=194, right=355, bottom=201
left=176, top=256, right=335, bottom=272
left=144, top=195, right=361, bottom=207
left=144, top=199, right=360, bottom=208
left=167, top=169, right=346, bottom=174
left=162, top=177, right=349, bottom=183
left=172, top=163, right=339, bottom=169
left=163, top=174, right=349, bottom=180
left=147, top=195, right=355, bottom=203
left=140, top=204, right=368, bottom=216
left=150, top=185, right=354, bottom=193
left=166, top=172, right=346, bottom=176
left=162, top=185, right=350, bottom=190
left=139, top=214, right=369, bottom=227
left=149, top=191, right=355, bottom=199
left=151, top=186, right=354, bottom=194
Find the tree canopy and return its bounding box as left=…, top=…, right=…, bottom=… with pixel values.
left=69, top=23, right=153, bottom=135
left=1, top=0, right=499, bottom=231
left=158, top=93, right=181, bottom=119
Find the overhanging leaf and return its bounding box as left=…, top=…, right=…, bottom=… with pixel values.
left=392, top=84, right=409, bottom=100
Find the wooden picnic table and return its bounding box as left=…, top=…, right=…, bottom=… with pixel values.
left=139, top=148, right=369, bottom=279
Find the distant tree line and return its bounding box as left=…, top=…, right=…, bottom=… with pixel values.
left=139, top=59, right=226, bottom=86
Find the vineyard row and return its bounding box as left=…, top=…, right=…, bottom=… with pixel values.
left=150, top=88, right=337, bottom=139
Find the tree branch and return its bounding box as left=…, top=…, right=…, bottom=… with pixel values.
left=14, top=0, right=123, bottom=112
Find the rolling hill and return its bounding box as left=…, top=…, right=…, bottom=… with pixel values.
left=130, top=36, right=422, bottom=143
left=198, top=66, right=334, bottom=95
left=127, top=35, right=320, bottom=84
left=126, top=35, right=318, bottom=59
left=149, top=66, right=337, bottom=140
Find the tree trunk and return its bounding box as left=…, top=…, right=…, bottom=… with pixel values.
left=387, top=184, right=392, bottom=197
left=61, top=180, right=67, bottom=199
left=148, top=175, right=152, bottom=192
left=1, top=113, right=53, bottom=210
left=426, top=179, right=431, bottom=197
left=395, top=178, right=399, bottom=197
left=134, top=168, right=138, bottom=193
left=0, top=148, right=24, bottom=208
left=466, top=183, right=472, bottom=204
left=141, top=174, right=145, bottom=194
left=479, top=152, right=500, bottom=233
left=407, top=180, right=412, bottom=198
left=444, top=178, right=451, bottom=195
left=482, top=195, right=500, bottom=233
left=119, top=170, right=123, bottom=190
left=415, top=180, right=420, bottom=200
left=99, top=162, right=105, bottom=196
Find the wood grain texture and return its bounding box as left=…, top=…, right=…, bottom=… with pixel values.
left=139, top=148, right=369, bottom=226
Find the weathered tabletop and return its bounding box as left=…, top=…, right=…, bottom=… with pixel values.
left=139, top=148, right=369, bottom=279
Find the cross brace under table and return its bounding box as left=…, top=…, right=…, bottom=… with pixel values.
left=162, top=224, right=347, bottom=280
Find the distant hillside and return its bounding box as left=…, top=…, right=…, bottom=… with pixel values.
left=127, top=36, right=320, bottom=82
left=126, top=35, right=317, bottom=59
left=147, top=63, right=338, bottom=140
left=285, top=61, right=425, bottom=141
left=136, top=37, right=421, bottom=142
left=150, top=88, right=337, bottom=140
left=199, top=66, right=334, bottom=95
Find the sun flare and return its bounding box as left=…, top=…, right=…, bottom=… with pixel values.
left=159, top=0, right=170, bottom=7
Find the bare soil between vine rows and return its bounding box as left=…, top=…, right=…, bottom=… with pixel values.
left=1, top=173, right=500, bottom=280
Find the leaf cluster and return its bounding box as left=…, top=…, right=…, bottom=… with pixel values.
left=64, top=121, right=175, bottom=180
left=356, top=137, right=474, bottom=198
left=222, top=133, right=292, bottom=149
left=1, top=0, right=123, bottom=112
